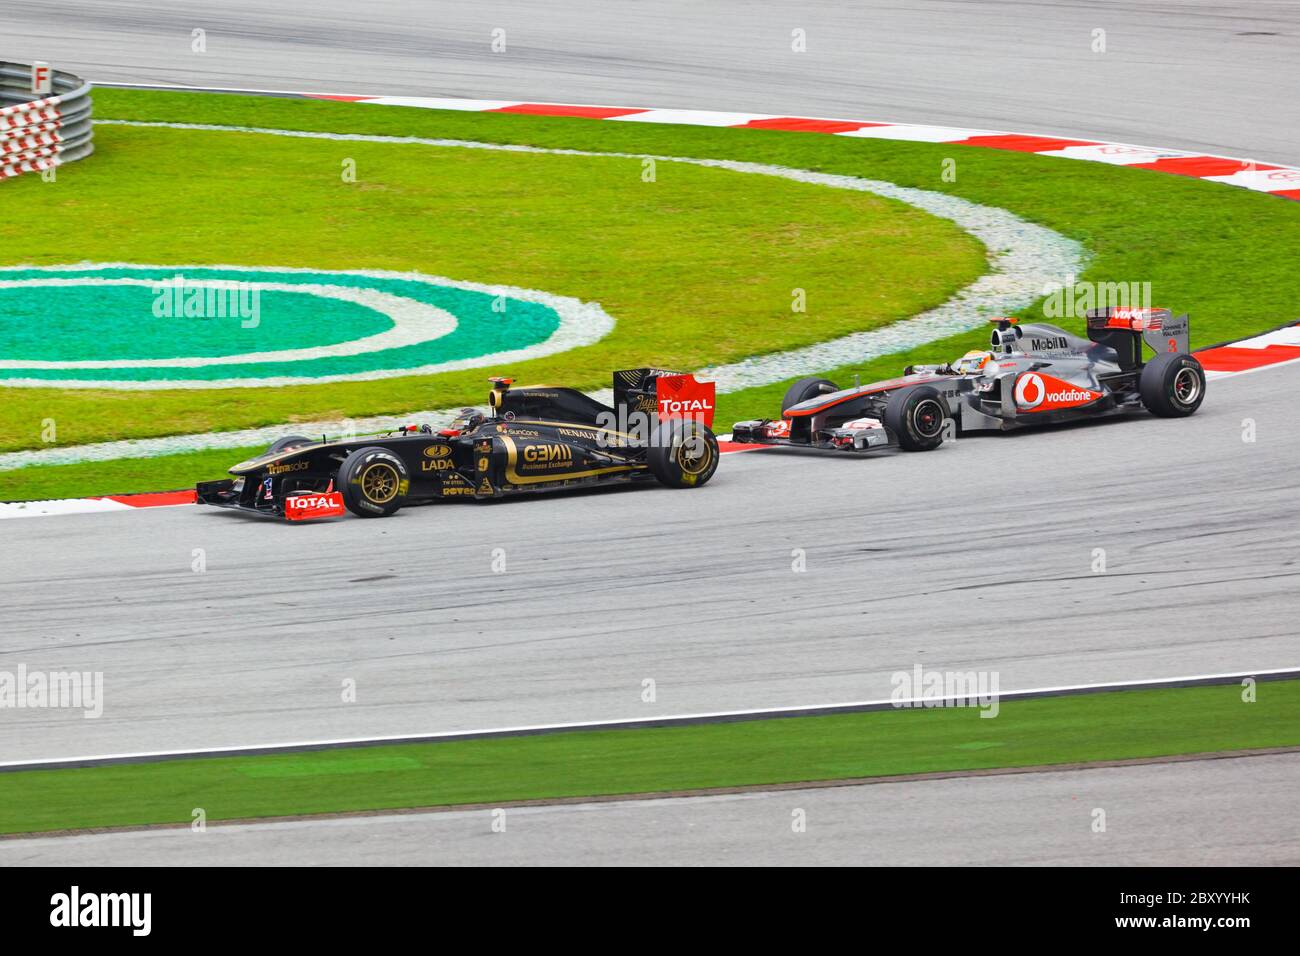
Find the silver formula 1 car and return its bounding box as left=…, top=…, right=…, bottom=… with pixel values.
left=730, top=306, right=1206, bottom=453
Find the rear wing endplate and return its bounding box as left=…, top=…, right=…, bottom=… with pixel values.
left=1087, top=307, right=1189, bottom=359
left=613, top=368, right=716, bottom=427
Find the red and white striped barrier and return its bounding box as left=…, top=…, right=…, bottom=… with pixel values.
left=0, top=62, right=93, bottom=180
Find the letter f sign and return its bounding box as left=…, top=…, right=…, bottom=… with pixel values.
left=32, top=62, right=52, bottom=95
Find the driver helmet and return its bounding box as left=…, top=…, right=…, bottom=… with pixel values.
left=448, top=408, right=487, bottom=433
left=951, top=350, right=996, bottom=375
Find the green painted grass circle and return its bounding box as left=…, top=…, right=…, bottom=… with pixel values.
left=0, top=265, right=613, bottom=389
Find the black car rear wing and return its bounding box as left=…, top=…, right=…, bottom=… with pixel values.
left=1086, top=307, right=1189, bottom=368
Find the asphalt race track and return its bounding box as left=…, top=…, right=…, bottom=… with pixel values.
left=3, top=0, right=1298, bottom=164
left=3, top=366, right=1298, bottom=763
left=3, top=752, right=1294, bottom=866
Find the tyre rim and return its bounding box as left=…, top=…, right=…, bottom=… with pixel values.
left=912, top=398, right=945, bottom=439
left=360, top=462, right=400, bottom=504
left=1172, top=366, right=1201, bottom=406
left=676, top=433, right=713, bottom=475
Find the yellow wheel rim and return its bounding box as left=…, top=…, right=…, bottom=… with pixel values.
left=359, top=461, right=400, bottom=504
left=675, top=433, right=713, bottom=476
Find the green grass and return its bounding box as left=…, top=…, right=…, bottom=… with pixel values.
left=0, top=98, right=981, bottom=452
left=2, top=680, right=1295, bottom=835
left=0, top=445, right=266, bottom=502
left=2, top=87, right=1298, bottom=501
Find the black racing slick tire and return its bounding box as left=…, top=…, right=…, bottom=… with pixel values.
left=883, top=385, right=948, bottom=451
left=338, top=446, right=409, bottom=518
left=781, top=377, right=839, bottom=413
left=647, top=419, right=720, bottom=488
left=1140, top=353, right=1206, bottom=418
left=266, top=434, right=313, bottom=455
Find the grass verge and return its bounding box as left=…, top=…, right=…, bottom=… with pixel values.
left=0, top=102, right=981, bottom=452
left=3, top=679, right=1295, bottom=836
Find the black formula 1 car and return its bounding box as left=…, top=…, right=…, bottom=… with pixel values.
left=730, top=306, right=1206, bottom=453
left=196, top=369, right=719, bottom=520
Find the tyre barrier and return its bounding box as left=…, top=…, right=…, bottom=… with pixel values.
left=0, top=61, right=93, bottom=180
